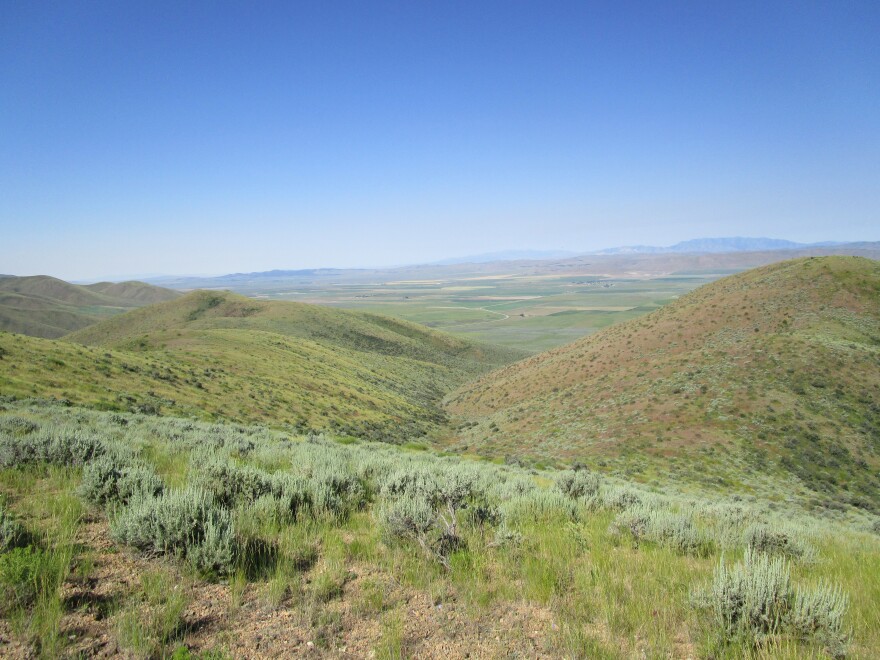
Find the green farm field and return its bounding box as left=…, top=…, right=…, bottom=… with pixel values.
left=256, top=273, right=724, bottom=353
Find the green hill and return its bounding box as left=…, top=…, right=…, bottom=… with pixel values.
left=0, top=275, right=181, bottom=338
left=83, top=280, right=185, bottom=305
left=1, top=291, right=523, bottom=440
left=447, top=256, right=880, bottom=512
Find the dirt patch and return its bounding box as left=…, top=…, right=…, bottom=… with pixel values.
left=2, top=517, right=558, bottom=658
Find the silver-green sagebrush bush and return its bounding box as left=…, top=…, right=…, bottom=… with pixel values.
left=0, top=427, right=105, bottom=467
left=190, top=457, right=274, bottom=507
left=0, top=502, right=27, bottom=551
left=80, top=453, right=164, bottom=507
left=556, top=469, right=601, bottom=499
left=612, top=504, right=712, bottom=556
left=379, top=495, right=436, bottom=540
left=699, top=547, right=850, bottom=656
left=742, top=522, right=814, bottom=561
left=110, top=488, right=235, bottom=574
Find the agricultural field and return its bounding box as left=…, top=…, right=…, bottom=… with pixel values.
left=0, top=399, right=877, bottom=658
left=249, top=273, right=722, bottom=353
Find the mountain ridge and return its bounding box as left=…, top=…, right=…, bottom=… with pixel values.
left=0, top=290, right=524, bottom=440
left=447, top=256, right=880, bottom=510
left=0, top=275, right=181, bottom=338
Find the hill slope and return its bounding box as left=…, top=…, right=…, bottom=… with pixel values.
left=1, top=291, right=523, bottom=440
left=0, top=275, right=181, bottom=338
left=447, top=256, right=880, bottom=511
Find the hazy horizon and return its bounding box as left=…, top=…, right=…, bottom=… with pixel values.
left=3, top=3, right=879, bottom=280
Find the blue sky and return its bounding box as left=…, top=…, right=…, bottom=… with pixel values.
left=2, top=2, right=878, bottom=280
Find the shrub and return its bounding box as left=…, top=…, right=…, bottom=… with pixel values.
left=789, top=582, right=850, bottom=657
left=270, top=474, right=312, bottom=522
left=742, top=523, right=812, bottom=560
left=80, top=454, right=164, bottom=507
left=308, top=468, right=366, bottom=519
left=556, top=469, right=601, bottom=499
left=380, top=467, right=439, bottom=500
left=598, top=485, right=643, bottom=511
left=701, top=547, right=850, bottom=655
left=612, top=505, right=712, bottom=556
left=379, top=494, right=460, bottom=566
left=710, top=547, right=791, bottom=641
left=380, top=495, right=435, bottom=540
left=0, top=427, right=104, bottom=467
left=111, top=489, right=235, bottom=574
left=0, top=504, right=27, bottom=551
left=189, top=458, right=273, bottom=508
left=0, top=416, right=39, bottom=436
left=491, top=475, right=536, bottom=500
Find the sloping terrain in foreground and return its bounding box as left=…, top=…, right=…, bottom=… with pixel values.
left=448, top=257, right=880, bottom=512
left=0, top=291, right=523, bottom=440
left=0, top=400, right=877, bottom=658
left=0, top=275, right=181, bottom=338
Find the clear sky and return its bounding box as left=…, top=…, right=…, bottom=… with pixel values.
left=2, top=2, right=879, bottom=280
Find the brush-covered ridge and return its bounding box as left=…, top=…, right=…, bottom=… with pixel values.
left=447, top=256, right=880, bottom=513
left=1, top=291, right=523, bottom=440
left=0, top=275, right=181, bottom=338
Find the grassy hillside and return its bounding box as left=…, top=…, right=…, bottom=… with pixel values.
left=83, top=280, right=184, bottom=304
left=0, top=400, right=877, bottom=658
left=1, top=291, right=522, bottom=440
left=0, top=275, right=181, bottom=338
left=447, top=256, right=880, bottom=513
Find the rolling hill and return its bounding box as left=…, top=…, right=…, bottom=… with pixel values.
left=0, top=290, right=523, bottom=440
left=0, top=275, right=181, bottom=338
left=447, top=256, right=880, bottom=512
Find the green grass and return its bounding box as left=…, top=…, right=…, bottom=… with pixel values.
left=0, top=275, right=180, bottom=339
left=262, top=273, right=712, bottom=352
left=0, top=465, right=83, bottom=657
left=1, top=400, right=878, bottom=656
left=0, top=289, right=523, bottom=441
left=115, top=567, right=190, bottom=658
left=448, top=257, right=880, bottom=513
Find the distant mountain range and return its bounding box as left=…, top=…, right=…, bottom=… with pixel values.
left=587, top=237, right=843, bottom=255
left=428, top=238, right=849, bottom=263
left=430, top=249, right=581, bottom=265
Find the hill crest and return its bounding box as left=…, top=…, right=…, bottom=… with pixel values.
left=447, top=256, right=880, bottom=511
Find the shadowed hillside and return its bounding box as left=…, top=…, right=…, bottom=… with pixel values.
left=447, top=256, right=880, bottom=512
left=0, top=275, right=181, bottom=338
left=0, top=291, right=523, bottom=440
